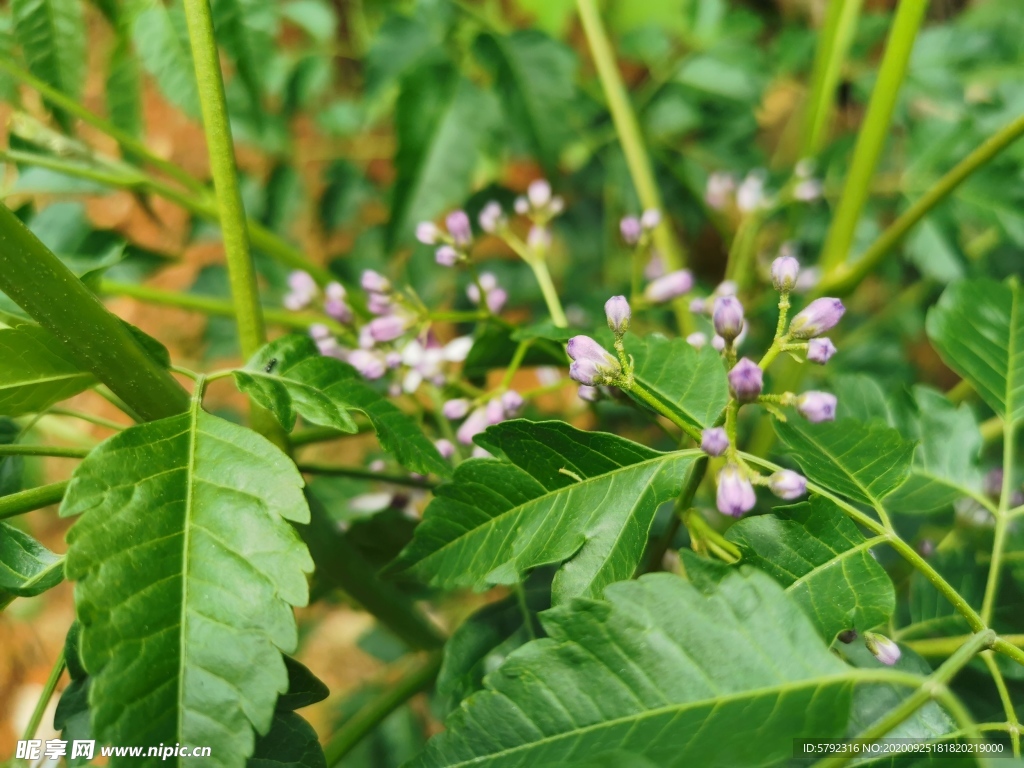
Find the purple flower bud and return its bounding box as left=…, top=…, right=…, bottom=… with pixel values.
left=644, top=254, right=665, bottom=280
left=283, top=291, right=310, bottom=311
left=501, top=390, right=524, bottom=417
left=442, top=398, right=470, bottom=420
left=361, top=269, right=391, bottom=293
left=797, top=391, right=837, bottom=422
left=367, top=292, right=393, bottom=316
left=325, top=297, right=353, bottom=323
left=486, top=288, right=508, bottom=314
left=514, top=196, right=529, bottom=215
left=728, top=357, right=763, bottom=402
left=865, top=633, right=901, bottom=666
left=479, top=201, right=505, bottom=233
left=701, top=427, right=729, bottom=457
left=689, top=297, right=706, bottom=314
left=315, top=335, right=341, bottom=357
left=528, top=179, right=551, bottom=208
left=768, top=470, right=807, bottom=500
left=712, top=335, right=726, bottom=352
left=716, top=464, right=756, bottom=517
left=577, top=385, right=601, bottom=402
left=566, top=336, right=618, bottom=372
left=472, top=446, right=492, bottom=459
left=435, top=438, right=455, bottom=460
left=713, top=295, right=745, bottom=341
left=457, top=407, right=489, bottom=445
left=326, top=281, right=346, bottom=300
left=446, top=210, right=473, bottom=247
left=416, top=222, right=441, bottom=245
left=620, top=216, right=642, bottom=245
left=640, top=208, right=661, bottom=230
left=348, top=349, right=386, bottom=379
left=485, top=398, right=505, bottom=425
left=288, top=270, right=317, bottom=295
left=309, top=323, right=331, bottom=341
left=807, top=337, right=837, bottom=365
left=714, top=280, right=738, bottom=297
left=368, top=315, right=408, bottom=343
left=527, top=225, right=551, bottom=251
left=771, top=255, right=800, bottom=292
left=644, top=270, right=693, bottom=303
left=790, top=297, right=845, bottom=339
left=605, top=295, right=631, bottom=334
left=385, top=351, right=402, bottom=368
left=686, top=332, right=707, bottom=349
left=435, top=245, right=459, bottom=267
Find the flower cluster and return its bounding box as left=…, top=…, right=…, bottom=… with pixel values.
left=704, top=160, right=823, bottom=214
left=443, top=390, right=524, bottom=453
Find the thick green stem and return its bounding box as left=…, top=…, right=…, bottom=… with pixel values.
left=0, top=204, right=191, bottom=420
left=820, top=112, right=1024, bottom=294
left=324, top=652, right=442, bottom=766
left=804, top=0, right=865, bottom=155
left=0, top=481, right=69, bottom=521
left=819, top=0, right=929, bottom=273
left=21, top=649, right=66, bottom=741
left=625, top=380, right=703, bottom=442
left=526, top=260, right=568, bottom=328
left=0, top=445, right=89, bottom=458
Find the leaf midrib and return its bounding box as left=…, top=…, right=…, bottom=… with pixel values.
left=176, top=402, right=199, bottom=752
left=790, top=426, right=886, bottom=507
left=439, top=672, right=864, bottom=767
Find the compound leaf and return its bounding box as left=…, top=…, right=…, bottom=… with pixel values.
left=62, top=401, right=313, bottom=768
left=11, top=0, right=85, bottom=128
left=388, top=420, right=697, bottom=603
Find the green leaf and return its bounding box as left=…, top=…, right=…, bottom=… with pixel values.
left=248, top=712, right=325, bottom=768
left=409, top=569, right=853, bottom=768
left=388, top=62, right=496, bottom=248
left=926, top=278, right=1024, bottom=426
left=475, top=31, right=576, bottom=170
left=388, top=420, right=698, bottom=603
left=61, top=400, right=314, bottom=768
left=236, top=335, right=450, bottom=478
left=11, top=0, right=85, bottom=128
left=106, top=34, right=144, bottom=140
left=0, top=418, right=24, bottom=496
left=211, top=0, right=278, bottom=107
left=0, top=323, right=95, bottom=416
left=130, top=0, right=201, bottom=117
left=0, top=521, right=63, bottom=600
left=726, top=497, right=894, bottom=641
left=278, top=656, right=329, bottom=712
left=885, top=387, right=984, bottom=514
left=627, top=334, right=730, bottom=431
left=775, top=418, right=916, bottom=508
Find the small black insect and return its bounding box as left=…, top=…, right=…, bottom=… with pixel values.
left=264, top=358, right=278, bottom=373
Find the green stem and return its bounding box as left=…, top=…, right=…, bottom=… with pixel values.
left=625, top=380, right=703, bottom=442
left=981, top=651, right=1021, bottom=756
left=820, top=112, right=1024, bottom=294
left=514, top=582, right=537, bottom=641
left=21, top=649, right=66, bottom=741
left=908, top=634, right=1024, bottom=657
left=0, top=59, right=205, bottom=193
left=0, top=204, right=191, bottom=421
left=646, top=456, right=710, bottom=572
left=819, top=0, right=929, bottom=273
left=804, top=0, right=865, bottom=155
left=0, top=481, right=69, bottom=521
left=526, top=260, right=569, bottom=328
left=324, top=652, right=442, bottom=766
left=500, top=340, right=532, bottom=390
left=981, top=421, right=1018, bottom=625
left=0, top=445, right=89, bottom=458
left=723, top=213, right=762, bottom=291
left=48, top=408, right=126, bottom=431
left=296, top=463, right=437, bottom=488
left=813, top=631, right=994, bottom=768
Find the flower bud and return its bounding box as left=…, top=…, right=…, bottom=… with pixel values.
left=514, top=196, right=529, bottom=215
left=644, top=270, right=693, bottom=303
left=705, top=172, right=735, bottom=210
left=620, top=216, right=642, bottom=245
left=736, top=172, right=766, bottom=213
left=367, top=292, right=392, bottom=316
left=442, top=398, right=470, bottom=420
left=288, top=270, right=317, bottom=296
left=416, top=221, right=441, bottom=245
left=479, top=201, right=505, bottom=233
left=368, top=315, right=408, bottom=343
left=528, top=179, right=551, bottom=208
left=807, top=337, right=837, bottom=365
left=472, top=446, right=492, bottom=459
left=361, top=269, right=391, bottom=294
left=686, top=332, right=707, bottom=349
left=567, top=338, right=622, bottom=385
left=435, top=438, right=455, bottom=460
left=605, top=295, right=631, bottom=335
left=527, top=225, right=551, bottom=251
left=771, top=255, right=800, bottom=292
left=435, top=245, right=459, bottom=267
left=640, top=208, right=661, bottom=230
left=797, top=391, right=837, bottom=422
left=385, top=351, right=402, bottom=368
left=309, top=323, right=331, bottom=341
left=325, top=297, right=352, bottom=323
left=865, top=632, right=901, bottom=666
left=486, top=287, right=508, bottom=314
left=446, top=210, right=472, bottom=247
left=485, top=398, right=505, bottom=425
left=768, top=470, right=807, bottom=500
left=577, top=385, right=601, bottom=402
left=711, top=335, right=726, bottom=352
left=689, top=297, right=706, bottom=314
left=457, top=406, right=490, bottom=445
left=713, top=295, right=745, bottom=342
left=716, top=464, right=756, bottom=517
left=701, top=427, right=729, bottom=457
left=644, top=253, right=665, bottom=280
left=501, top=390, right=524, bottom=417
left=314, top=334, right=341, bottom=357
left=790, top=297, right=845, bottom=339
left=348, top=349, right=386, bottom=379
left=728, top=358, right=763, bottom=402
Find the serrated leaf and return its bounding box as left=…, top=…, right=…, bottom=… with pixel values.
left=277, top=656, right=329, bottom=712
left=475, top=30, right=576, bottom=170
left=409, top=569, right=854, bottom=768
left=775, top=418, right=916, bottom=508
left=886, top=387, right=984, bottom=514
left=726, top=497, right=894, bottom=641
left=0, top=324, right=95, bottom=416
left=61, top=400, right=314, bottom=768
left=131, top=0, right=200, bottom=117
left=248, top=712, right=325, bottom=768
left=627, top=334, right=730, bottom=431
left=388, top=420, right=698, bottom=603
left=12, top=0, right=85, bottom=129
left=926, top=278, right=1024, bottom=426
left=236, top=335, right=449, bottom=478
left=389, top=63, right=496, bottom=248
left=0, top=521, right=63, bottom=600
